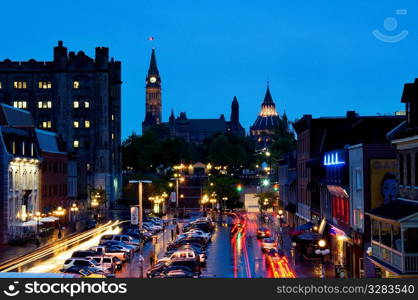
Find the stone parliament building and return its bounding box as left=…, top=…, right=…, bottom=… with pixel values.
left=142, top=49, right=246, bottom=143
left=0, top=41, right=121, bottom=203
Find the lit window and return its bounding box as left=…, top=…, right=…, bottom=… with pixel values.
left=86, top=163, right=91, bottom=171
left=13, top=81, right=27, bottom=89
left=12, top=141, right=16, bottom=154
left=73, top=140, right=79, bottom=148
left=112, top=133, right=115, bottom=140
left=38, top=101, right=52, bottom=109
left=40, top=121, right=52, bottom=128
left=13, top=101, right=27, bottom=109
left=73, top=121, right=79, bottom=128
left=73, top=101, right=79, bottom=108
left=38, top=81, right=52, bottom=89
left=111, top=114, right=114, bottom=121
left=0, top=81, right=2, bottom=89
left=22, top=141, right=25, bottom=155
left=73, top=81, right=79, bottom=89
left=31, top=143, right=34, bottom=156
left=84, top=101, right=90, bottom=108
left=85, top=120, right=90, bottom=128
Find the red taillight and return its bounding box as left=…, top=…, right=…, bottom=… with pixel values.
left=266, top=230, right=270, bottom=234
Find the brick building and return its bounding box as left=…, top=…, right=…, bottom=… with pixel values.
left=0, top=41, right=122, bottom=204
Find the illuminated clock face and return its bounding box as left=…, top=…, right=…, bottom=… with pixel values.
left=150, top=76, right=157, bottom=83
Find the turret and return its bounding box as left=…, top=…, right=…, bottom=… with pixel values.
left=53, top=41, right=67, bottom=67
left=231, top=96, right=239, bottom=124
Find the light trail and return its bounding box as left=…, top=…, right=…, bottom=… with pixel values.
left=0, top=221, right=121, bottom=273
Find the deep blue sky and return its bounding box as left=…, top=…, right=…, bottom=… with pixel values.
left=1, top=0, right=417, bottom=139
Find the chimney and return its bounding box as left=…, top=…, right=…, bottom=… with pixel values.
left=53, top=40, right=67, bottom=66
left=401, top=81, right=418, bottom=126
left=95, top=47, right=109, bottom=68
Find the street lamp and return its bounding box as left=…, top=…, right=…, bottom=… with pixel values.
left=70, top=203, right=79, bottom=231
left=315, top=239, right=330, bottom=278
left=54, top=206, right=65, bottom=239
left=276, top=209, right=285, bottom=232
left=129, top=180, right=152, bottom=231
left=170, top=177, right=185, bottom=217
left=34, top=211, right=41, bottom=246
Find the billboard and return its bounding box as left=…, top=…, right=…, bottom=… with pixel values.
left=130, top=206, right=139, bottom=225
left=370, top=159, right=398, bottom=209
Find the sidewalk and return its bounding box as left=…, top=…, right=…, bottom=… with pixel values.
left=278, top=226, right=334, bottom=278
left=0, top=219, right=88, bottom=263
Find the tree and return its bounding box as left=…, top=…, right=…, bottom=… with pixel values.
left=270, top=113, right=296, bottom=160
left=255, top=191, right=277, bottom=211
left=203, top=175, right=242, bottom=209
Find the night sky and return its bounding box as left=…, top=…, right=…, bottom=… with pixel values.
left=1, top=0, right=418, bottom=139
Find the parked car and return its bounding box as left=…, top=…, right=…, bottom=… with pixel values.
left=161, top=266, right=198, bottom=278
left=71, top=250, right=98, bottom=258
left=61, top=266, right=105, bottom=278
left=99, top=239, right=137, bottom=254
left=146, top=261, right=169, bottom=278
left=62, top=258, right=102, bottom=272
left=87, top=256, right=117, bottom=273
left=169, top=258, right=201, bottom=274
left=100, top=234, right=140, bottom=250
left=99, top=241, right=135, bottom=258
left=89, top=246, right=129, bottom=262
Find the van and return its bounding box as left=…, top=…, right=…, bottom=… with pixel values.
left=87, top=256, right=116, bottom=272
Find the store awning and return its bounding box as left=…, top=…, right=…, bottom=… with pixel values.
left=296, top=232, right=322, bottom=241
left=327, top=185, right=349, bottom=198
left=295, top=221, right=313, bottom=231
left=285, top=203, right=297, bottom=214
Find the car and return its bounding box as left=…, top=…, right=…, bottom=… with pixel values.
left=71, top=250, right=98, bottom=258
left=169, top=258, right=201, bottom=274
left=89, top=246, right=129, bottom=262
left=167, top=238, right=206, bottom=251
left=99, top=240, right=136, bottom=256
left=85, top=220, right=97, bottom=230
left=146, top=261, right=169, bottom=278
left=257, top=227, right=271, bottom=239
left=265, top=248, right=286, bottom=262
left=261, top=238, right=277, bottom=252
left=181, top=230, right=211, bottom=242
left=99, top=234, right=140, bottom=250
left=62, top=258, right=102, bottom=272
left=162, top=266, right=198, bottom=278
left=168, top=248, right=205, bottom=265
left=61, top=266, right=106, bottom=278
left=87, top=256, right=117, bottom=273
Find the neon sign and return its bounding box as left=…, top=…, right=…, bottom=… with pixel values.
left=324, top=151, right=345, bottom=166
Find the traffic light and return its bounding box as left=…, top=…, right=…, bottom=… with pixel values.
left=236, top=184, right=243, bottom=192
left=262, top=179, right=270, bottom=186
left=273, top=184, right=279, bottom=191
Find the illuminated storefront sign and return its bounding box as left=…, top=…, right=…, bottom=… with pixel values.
left=324, top=151, right=345, bottom=166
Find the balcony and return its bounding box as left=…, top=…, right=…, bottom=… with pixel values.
left=371, top=241, right=418, bottom=274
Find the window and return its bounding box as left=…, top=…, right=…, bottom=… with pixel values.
left=355, top=168, right=362, bottom=190
left=86, top=163, right=91, bottom=171
left=399, top=154, right=404, bottom=185
left=73, top=121, right=79, bottom=128
left=111, top=114, right=114, bottom=121
left=112, top=133, right=115, bottom=140
left=407, top=153, right=411, bottom=186
left=73, top=81, right=80, bottom=89
left=84, top=120, right=90, bottom=128
left=12, top=141, right=16, bottom=154
left=22, top=141, right=25, bottom=155
left=372, top=219, right=380, bottom=242
left=0, top=81, right=2, bottom=89
left=38, top=101, right=52, bottom=109
left=73, top=140, right=79, bottom=148
left=13, top=101, right=27, bottom=109
left=31, top=143, right=34, bottom=156
left=39, top=121, right=52, bottom=128
left=381, top=222, right=392, bottom=247
left=38, top=81, right=52, bottom=89
left=13, top=81, right=27, bottom=89
left=73, top=101, right=79, bottom=108
left=415, top=153, right=418, bottom=187
left=84, top=101, right=90, bottom=108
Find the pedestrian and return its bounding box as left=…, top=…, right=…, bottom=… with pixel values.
left=171, top=229, right=174, bottom=241
left=150, top=254, right=154, bottom=266
left=176, top=224, right=180, bottom=235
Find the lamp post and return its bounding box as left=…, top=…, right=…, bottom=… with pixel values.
left=276, top=209, right=285, bottom=232
left=34, top=211, right=41, bottom=246
left=170, top=176, right=184, bottom=218
left=70, top=203, right=79, bottom=232
left=315, top=239, right=330, bottom=278
left=129, top=180, right=152, bottom=231
left=54, top=206, right=65, bottom=239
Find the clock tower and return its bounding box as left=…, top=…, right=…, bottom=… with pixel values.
left=142, top=48, right=162, bottom=132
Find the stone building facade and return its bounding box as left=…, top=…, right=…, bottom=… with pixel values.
left=0, top=41, right=122, bottom=204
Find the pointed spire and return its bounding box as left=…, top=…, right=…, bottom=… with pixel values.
left=232, top=96, right=238, bottom=103
left=169, top=108, right=175, bottom=123
left=262, top=85, right=275, bottom=106
left=148, top=48, right=159, bottom=75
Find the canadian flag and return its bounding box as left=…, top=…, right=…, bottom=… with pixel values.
left=148, top=37, right=155, bottom=41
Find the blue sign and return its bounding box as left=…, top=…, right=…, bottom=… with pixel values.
left=324, top=151, right=345, bottom=166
